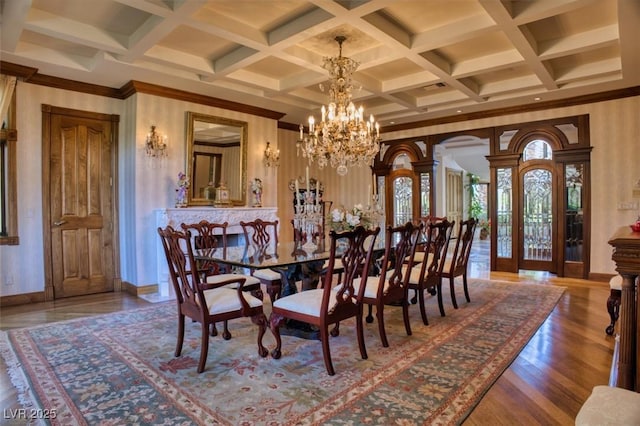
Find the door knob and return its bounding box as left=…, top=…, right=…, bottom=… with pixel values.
left=53, top=220, right=67, bottom=226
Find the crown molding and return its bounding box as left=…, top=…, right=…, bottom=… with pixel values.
left=2, top=61, right=638, bottom=129
left=0, top=61, right=285, bottom=120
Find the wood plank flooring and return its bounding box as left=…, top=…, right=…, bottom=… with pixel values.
left=0, top=240, right=615, bottom=425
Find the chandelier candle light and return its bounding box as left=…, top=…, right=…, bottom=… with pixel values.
left=145, top=125, right=168, bottom=158
left=298, top=36, right=381, bottom=176
left=263, top=141, right=280, bottom=168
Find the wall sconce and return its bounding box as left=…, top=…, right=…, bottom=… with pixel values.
left=145, top=125, right=168, bottom=158
left=263, top=141, right=280, bottom=167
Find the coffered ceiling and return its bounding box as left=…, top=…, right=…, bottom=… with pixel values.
left=2, top=0, right=639, bottom=127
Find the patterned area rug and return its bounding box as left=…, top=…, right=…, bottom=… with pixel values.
left=1, top=279, right=564, bottom=426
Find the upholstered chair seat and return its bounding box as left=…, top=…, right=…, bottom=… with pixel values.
left=207, top=273, right=261, bottom=287
left=253, top=268, right=282, bottom=282
left=575, top=385, right=640, bottom=425
left=201, top=287, right=263, bottom=314
left=272, top=289, right=338, bottom=317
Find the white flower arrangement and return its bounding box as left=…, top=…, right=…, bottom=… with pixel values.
left=329, top=204, right=373, bottom=232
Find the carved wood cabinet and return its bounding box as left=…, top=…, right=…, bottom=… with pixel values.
left=608, top=226, right=640, bottom=390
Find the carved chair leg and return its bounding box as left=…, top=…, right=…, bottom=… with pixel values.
left=222, top=321, right=231, bottom=340
left=320, top=326, right=335, bottom=376
left=402, top=300, right=412, bottom=337
left=176, top=313, right=185, bottom=357
left=418, top=288, right=429, bottom=325
left=374, top=304, right=389, bottom=347
left=462, top=273, right=471, bottom=303
left=411, top=289, right=418, bottom=304
left=356, top=313, right=368, bottom=360
left=330, top=322, right=340, bottom=337
left=366, top=304, right=374, bottom=323
left=436, top=280, right=446, bottom=317
left=198, top=323, right=210, bottom=373
left=450, top=276, right=458, bottom=309
left=251, top=313, right=269, bottom=357
left=269, top=313, right=284, bottom=359
left=606, top=289, right=621, bottom=336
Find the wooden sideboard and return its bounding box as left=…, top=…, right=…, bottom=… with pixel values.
left=608, top=226, right=640, bottom=390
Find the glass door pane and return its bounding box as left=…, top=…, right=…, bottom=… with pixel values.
left=393, top=176, right=413, bottom=226
left=497, top=168, right=512, bottom=258
left=565, top=163, right=584, bottom=262
left=522, top=169, right=552, bottom=261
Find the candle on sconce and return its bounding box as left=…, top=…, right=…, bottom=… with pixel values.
left=295, top=179, right=299, bottom=205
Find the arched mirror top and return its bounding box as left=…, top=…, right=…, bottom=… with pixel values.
left=185, top=112, right=247, bottom=206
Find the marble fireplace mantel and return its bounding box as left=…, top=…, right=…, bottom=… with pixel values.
left=155, top=207, right=279, bottom=296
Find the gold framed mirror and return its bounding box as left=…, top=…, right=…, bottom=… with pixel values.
left=185, top=112, right=247, bottom=206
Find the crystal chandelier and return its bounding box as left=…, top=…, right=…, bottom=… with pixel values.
left=297, top=36, right=380, bottom=176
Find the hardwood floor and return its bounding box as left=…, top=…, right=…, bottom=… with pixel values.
left=0, top=239, right=614, bottom=425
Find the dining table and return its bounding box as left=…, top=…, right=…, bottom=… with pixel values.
left=195, top=239, right=335, bottom=299
left=195, top=235, right=388, bottom=339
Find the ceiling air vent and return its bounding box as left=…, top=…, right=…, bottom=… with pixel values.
left=423, top=82, right=446, bottom=91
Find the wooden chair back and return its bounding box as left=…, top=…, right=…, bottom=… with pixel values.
left=415, top=215, right=447, bottom=252
left=181, top=220, right=228, bottom=276
left=241, top=219, right=279, bottom=247
left=446, top=218, right=477, bottom=275
left=322, top=226, right=380, bottom=314
left=417, top=219, right=455, bottom=287
left=378, top=221, right=423, bottom=296
left=157, top=225, right=204, bottom=313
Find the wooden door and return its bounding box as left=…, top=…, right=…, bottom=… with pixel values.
left=42, top=105, right=119, bottom=299
left=518, top=162, right=557, bottom=273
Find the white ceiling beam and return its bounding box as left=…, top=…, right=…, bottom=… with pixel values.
left=0, top=0, right=31, bottom=52
left=479, top=0, right=558, bottom=90
left=24, top=8, right=127, bottom=53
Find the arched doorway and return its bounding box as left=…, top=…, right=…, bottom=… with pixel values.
left=374, top=114, right=591, bottom=278
left=519, top=140, right=556, bottom=272
left=490, top=115, right=592, bottom=278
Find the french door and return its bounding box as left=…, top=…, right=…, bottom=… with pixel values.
left=519, top=163, right=556, bottom=272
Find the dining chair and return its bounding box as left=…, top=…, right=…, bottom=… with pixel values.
left=269, top=225, right=380, bottom=376
left=357, top=221, right=422, bottom=347
left=441, top=218, right=477, bottom=309
left=411, top=215, right=447, bottom=264
left=408, top=219, right=455, bottom=324
left=181, top=221, right=262, bottom=296
left=157, top=225, right=268, bottom=373
left=182, top=220, right=264, bottom=338
left=240, top=219, right=282, bottom=301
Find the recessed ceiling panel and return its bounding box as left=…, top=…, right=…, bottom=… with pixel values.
left=379, top=0, right=489, bottom=34
left=158, top=25, right=236, bottom=60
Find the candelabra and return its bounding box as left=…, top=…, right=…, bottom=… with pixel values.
left=292, top=178, right=325, bottom=251
left=366, top=194, right=384, bottom=228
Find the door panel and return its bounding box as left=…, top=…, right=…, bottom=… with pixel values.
left=392, top=175, right=413, bottom=226
left=519, top=165, right=556, bottom=273
left=48, top=110, right=115, bottom=298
